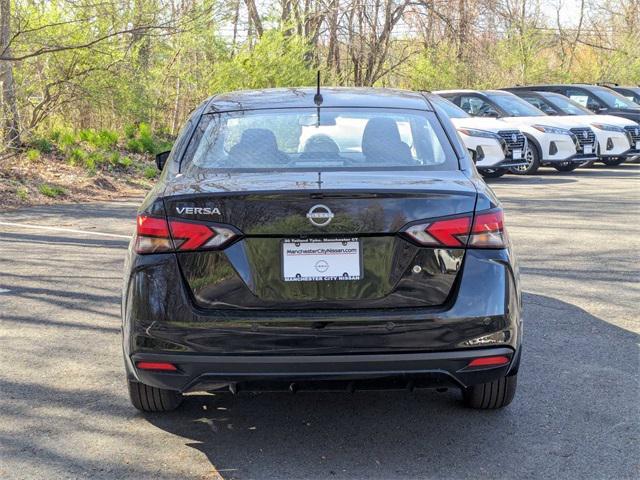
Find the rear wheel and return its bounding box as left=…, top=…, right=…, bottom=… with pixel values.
left=510, top=143, right=540, bottom=175
left=462, top=374, right=517, bottom=409
left=601, top=157, right=626, bottom=166
left=553, top=162, right=578, bottom=172
left=128, top=380, right=183, bottom=412
left=480, top=168, right=507, bottom=178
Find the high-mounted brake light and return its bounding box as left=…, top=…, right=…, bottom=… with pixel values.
left=134, top=215, right=238, bottom=253
left=403, top=208, right=507, bottom=249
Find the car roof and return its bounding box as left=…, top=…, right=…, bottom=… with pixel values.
left=204, top=87, right=432, bottom=113
left=435, top=89, right=513, bottom=97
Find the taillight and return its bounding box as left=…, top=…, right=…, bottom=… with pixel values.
left=403, top=208, right=507, bottom=249
left=134, top=215, right=237, bottom=254
left=169, top=219, right=236, bottom=251
left=135, top=216, right=173, bottom=253
left=404, top=216, right=471, bottom=247
left=468, top=209, right=507, bottom=248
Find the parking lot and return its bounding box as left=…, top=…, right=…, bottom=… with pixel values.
left=0, top=164, right=638, bottom=480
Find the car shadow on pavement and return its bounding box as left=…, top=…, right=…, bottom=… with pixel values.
left=145, top=293, right=639, bottom=480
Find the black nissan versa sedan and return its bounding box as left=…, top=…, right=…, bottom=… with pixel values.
left=122, top=87, right=522, bottom=412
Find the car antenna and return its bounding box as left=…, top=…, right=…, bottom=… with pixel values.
left=314, top=70, right=323, bottom=127
left=314, top=70, right=323, bottom=106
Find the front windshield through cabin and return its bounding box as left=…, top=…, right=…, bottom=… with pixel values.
left=487, top=93, right=546, bottom=117
left=181, top=108, right=458, bottom=172
left=544, top=94, right=592, bottom=115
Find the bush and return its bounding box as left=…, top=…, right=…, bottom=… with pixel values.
left=30, top=137, right=53, bottom=153
left=58, top=131, right=77, bottom=150
left=137, top=123, right=156, bottom=153
left=124, top=124, right=137, bottom=139
left=16, top=186, right=29, bottom=201
left=78, top=128, right=95, bottom=143
left=126, top=138, right=144, bottom=153
left=143, top=166, right=157, bottom=179
left=117, top=156, right=133, bottom=168
left=26, top=149, right=41, bottom=162
left=85, top=151, right=108, bottom=173
left=38, top=184, right=67, bottom=198
left=67, top=147, right=87, bottom=166
left=98, top=129, right=119, bottom=148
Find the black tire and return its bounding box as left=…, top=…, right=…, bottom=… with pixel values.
left=462, top=374, right=517, bottom=409
left=480, top=168, right=507, bottom=178
left=601, top=157, right=626, bottom=166
left=510, top=143, right=540, bottom=175
left=128, top=380, right=183, bottom=412
left=553, top=162, right=578, bottom=172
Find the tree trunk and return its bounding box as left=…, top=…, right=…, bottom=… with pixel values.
left=244, top=0, right=263, bottom=37
left=0, top=0, right=21, bottom=150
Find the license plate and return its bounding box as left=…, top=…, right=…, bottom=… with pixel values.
left=282, top=238, right=361, bottom=282
left=636, top=141, right=640, bottom=150
left=512, top=149, right=522, bottom=160
left=584, top=144, right=593, bottom=154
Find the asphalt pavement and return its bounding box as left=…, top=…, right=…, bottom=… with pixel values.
left=0, top=164, right=638, bottom=479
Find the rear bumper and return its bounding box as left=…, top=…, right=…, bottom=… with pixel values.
left=129, top=347, right=518, bottom=393
left=123, top=247, right=522, bottom=391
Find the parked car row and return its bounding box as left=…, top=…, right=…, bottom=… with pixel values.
left=430, top=84, right=640, bottom=177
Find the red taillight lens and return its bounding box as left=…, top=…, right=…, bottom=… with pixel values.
left=169, top=219, right=236, bottom=251
left=136, top=361, right=178, bottom=371
left=467, top=356, right=510, bottom=368
left=404, top=216, right=471, bottom=247
left=169, top=220, right=215, bottom=251
left=403, top=208, right=507, bottom=249
left=135, top=215, right=173, bottom=253
left=469, top=209, right=507, bottom=248
left=134, top=215, right=238, bottom=254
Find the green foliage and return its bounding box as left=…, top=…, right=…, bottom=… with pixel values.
left=124, top=124, right=137, bottom=139
left=16, top=186, right=29, bottom=201
left=210, top=31, right=316, bottom=92
left=30, top=137, right=53, bottom=154
left=126, top=138, right=144, bottom=153
left=38, top=184, right=67, bottom=198
left=137, top=123, right=156, bottom=153
left=58, top=131, right=78, bottom=150
left=67, top=147, right=86, bottom=166
left=26, top=149, right=41, bottom=162
left=143, top=166, right=158, bottom=179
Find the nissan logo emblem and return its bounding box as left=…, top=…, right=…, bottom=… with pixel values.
left=583, top=131, right=588, bottom=139
left=511, top=134, right=517, bottom=143
left=306, top=204, right=334, bottom=227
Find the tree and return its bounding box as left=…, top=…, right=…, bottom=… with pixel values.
left=1, top=0, right=21, bottom=149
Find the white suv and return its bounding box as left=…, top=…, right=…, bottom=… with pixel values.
left=429, top=94, right=527, bottom=178
left=435, top=89, right=599, bottom=174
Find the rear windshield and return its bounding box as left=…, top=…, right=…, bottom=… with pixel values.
left=181, top=108, right=458, bottom=172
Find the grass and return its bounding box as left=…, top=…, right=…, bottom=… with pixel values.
left=38, top=183, right=67, bottom=198
left=26, top=149, right=41, bottom=162
left=16, top=186, right=29, bottom=201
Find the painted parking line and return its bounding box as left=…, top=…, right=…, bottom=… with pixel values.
left=0, top=221, right=131, bottom=239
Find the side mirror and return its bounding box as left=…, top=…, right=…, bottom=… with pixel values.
left=155, top=151, right=170, bottom=171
